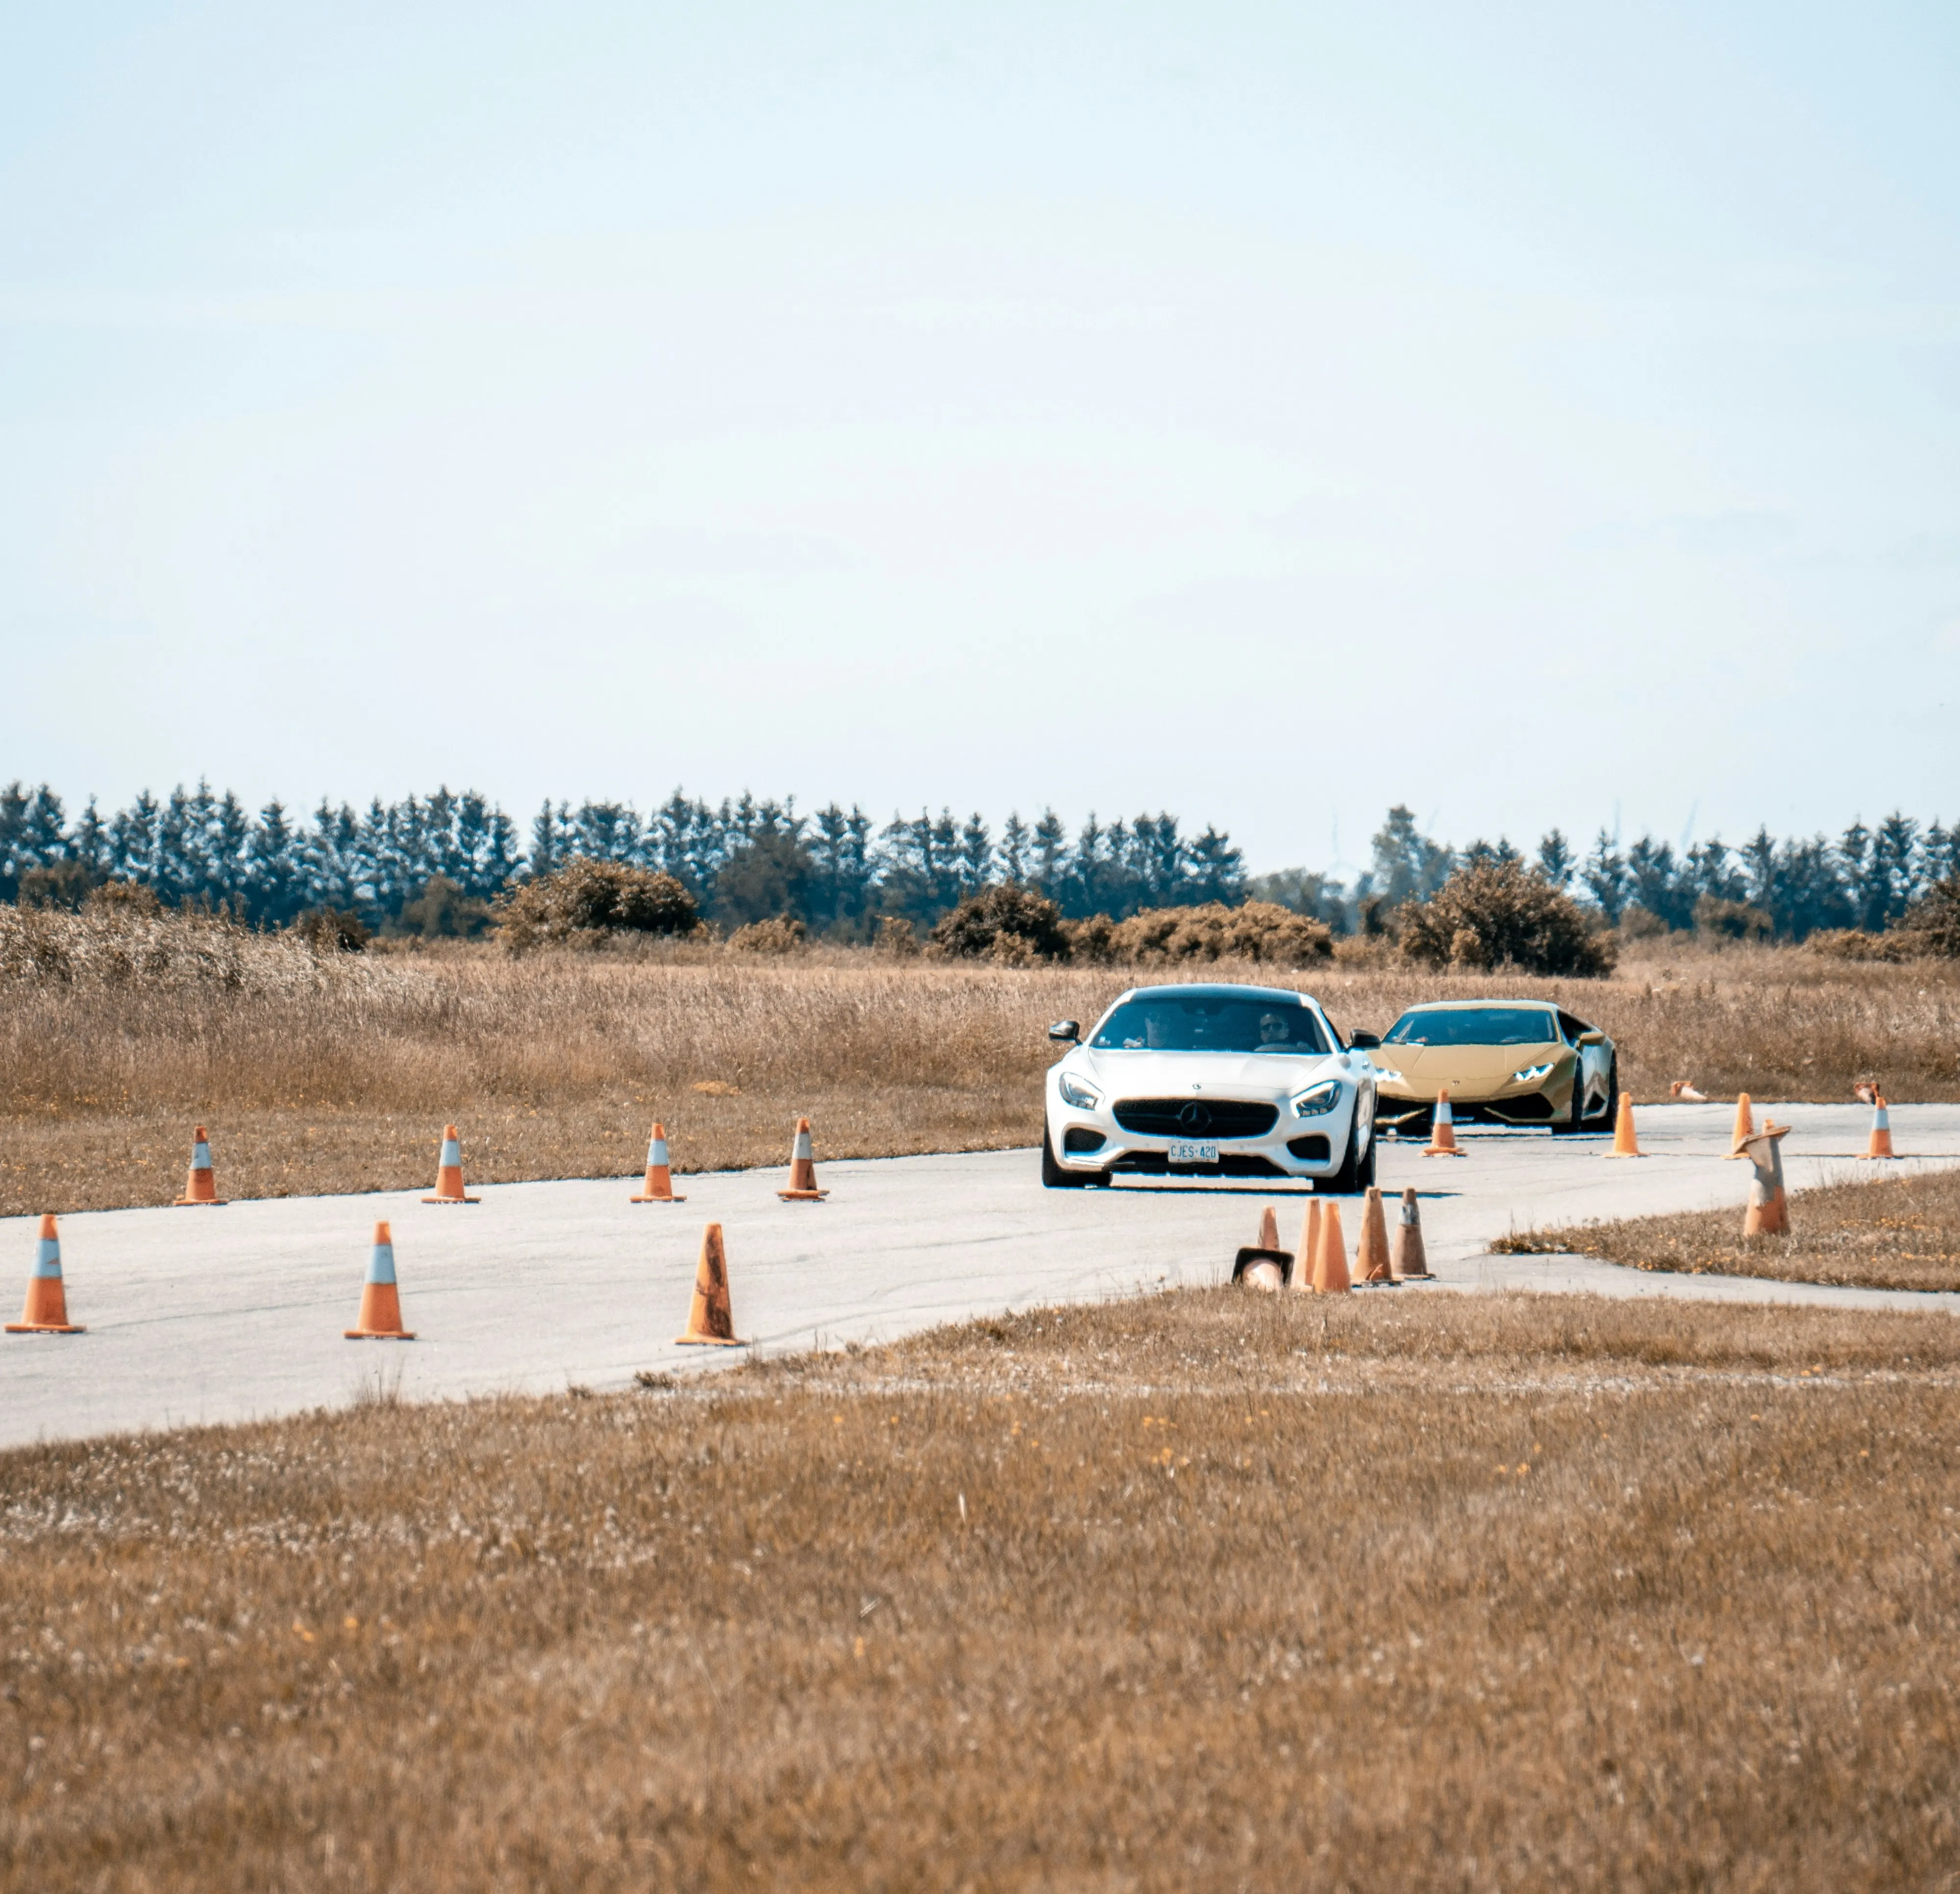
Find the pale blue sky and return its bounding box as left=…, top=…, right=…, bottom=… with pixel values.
left=2, top=2, right=1956, bottom=872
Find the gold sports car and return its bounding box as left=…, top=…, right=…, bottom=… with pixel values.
left=1366, top=999, right=1617, bottom=1136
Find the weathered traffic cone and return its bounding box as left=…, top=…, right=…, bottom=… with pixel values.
left=1391, top=1187, right=1432, bottom=1279
left=344, top=1221, right=415, bottom=1339
left=1736, top=1124, right=1791, bottom=1237
left=631, top=1121, right=686, bottom=1202
left=1233, top=1204, right=1293, bottom=1291
left=1862, top=1095, right=1898, bottom=1160
left=777, top=1118, right=829, bottom=1202
left=1423, top=1088, right=1465, bottom=1157
left=675, top=1222, right=746, bottom=1346
left=1724, top=1093, right=1755, bottom=1156
left=174, top=1125, right=226, bottom=1205
left=1669, top=1081, right=1708, bottom=1103
left=1312, top=1202, right=1351, bottom=1294
left=1355, top=1187, right=1395, bottom=1284
left=423, top=1124, right=480, bottom=1205
left=1605, top=1091, right=1643, bottom=1158
left=6, top=1215, right=84, bottom=1334
left=1292, top=1200, right=1323, bottom=1293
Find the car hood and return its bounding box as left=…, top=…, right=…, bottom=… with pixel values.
left=1369, top=1041, right=1564, bottom=1083
left=1073, top=1048, right=1348, bottom=1095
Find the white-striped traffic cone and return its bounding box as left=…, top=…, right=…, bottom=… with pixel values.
left=631, top=1120, right=686, bottom=1202
left=174, top=1125, right=226, bottom=1205
left=423, top=1124, right=480, bottom=1205
left=345, top=1221, right=416, bottom=1339
left=777, top=1117, right=829, bottom=1201
left=7, top=1215, right=85, bottom=1334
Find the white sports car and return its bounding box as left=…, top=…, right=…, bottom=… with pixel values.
left=1041, top=982, right=1380, bottom=1192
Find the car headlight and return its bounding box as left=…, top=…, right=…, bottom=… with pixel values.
left=1511, top=1062, right=1556, bottom=1085
left=1372, top=1068, right=1405, bottom=1085
left=1291, top=1080, right=1342, bottom=1118
left=1057, top=1073, right=1101, bottom=1110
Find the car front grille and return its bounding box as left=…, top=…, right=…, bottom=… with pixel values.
left=1112, top=1098, right=1279, bottom=1139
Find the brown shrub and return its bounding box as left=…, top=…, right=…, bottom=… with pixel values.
left=1401, top=860, right=1615, bottom=976
left=727, top=916, right=808, bottom=955
left=494, top=858, right=698, bottom=951
left=929, top=885, right=1069, bottom=961
left=1104, top=899, right=1333, bottom=967
left=1900, top=874, right=1960, bottom=959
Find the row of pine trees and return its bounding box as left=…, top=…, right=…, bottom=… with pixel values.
left=3, top=782, right=1953, bottom=941
left=0, top=783, right=1245, bottom=934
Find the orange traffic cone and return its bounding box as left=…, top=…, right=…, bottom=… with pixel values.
left=1423, top=1088, right=1466, bottom=1157
left=7, top=1215, right=84, bottom=1334
left=675, top=1222, right=746, bottom=1346
left=1355, top=1187, right=1395, bottom=1284
left=1312, top=1202, right=1351, bottom=1294
left=174, top=1125, right=226, bottom=1205
left=1736, top=1123, right=1791, bottom=1237
left=1233, top=1205, right=1292, bottom=1290
left=777, top=1118, right=828, bottom=1202
left=631, top=1121, right=686, bottom=1202
left=1669, top=1080, right=1708, bottom=1103
left=1391, top=1186, right=1432, bottom=1279
left=423, top=1125, right=480, bottom=1205
left=345, top=1221, right=415, bottom=1339
left=1862, top=1095, right=1898, bottom=1160
left=1292, top=1200, right=1322, bottom=1293
left=1605, top=1091, right=1643, bottom=1158
left=1724, top=1092, right=1755, bottom=1156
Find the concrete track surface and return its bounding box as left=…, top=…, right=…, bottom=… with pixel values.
left=4, top=1104, right=1960, bottom=1450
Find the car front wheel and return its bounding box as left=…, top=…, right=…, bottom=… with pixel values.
left=1551, top=1061, right=1590, bottom=1135
left=1324, top=1113, right=1366, bottom=1194
left=1041, top=1114, right=1093, bottom=1188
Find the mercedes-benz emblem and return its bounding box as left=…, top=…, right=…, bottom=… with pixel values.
left=1177, top=1102, right=1212, bottom=1132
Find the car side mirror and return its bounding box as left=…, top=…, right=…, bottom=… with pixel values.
left=1348, top=1030, right=1382, bottom=1050
left=1048, top=1020, right=1081, bottom=1044
left=1578, top=1030, right=1607, bottom=1046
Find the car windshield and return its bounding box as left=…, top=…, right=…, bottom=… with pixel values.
left=1091, top=996, right=1330, bottom=1055
left=1383, top=1007, right=1560, bottom=1048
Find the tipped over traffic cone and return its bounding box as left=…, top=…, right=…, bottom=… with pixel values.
left=1292, top=1200, right=1322, bottom=1293
left=174, top=1125, right=226, bottom=1205
left=1392, top=1187, right=1432, bottom=1279
left=423, top=1125, right=480, bottom=1205
left=1736, top=1123, right=1792, bottom=1237
left=1233, top=1205, right=1293, bottom=1291
left=1724, top=1093, right=1755, bottom=1156
left=777, top=1118, right=829, bottom=1202
left=345, top=1221, right=415, bottom=1340
left=1669, top=1081, right=1708, bottom=1103
left=1862, top=1095, right=1898, bottom=1160
left=1355, top=1187, right=1395, bottom=1284
left=1312, top=1202, right=1351, bottom=1295
left=7, top=1215, right=84, bottom=1334
left=1605, top=1091, right=1643, bottom=1157
left=1423, top=1089, right=1466, bottom=1157
left=675, top=1222, right=746, bottom=1346
left=631, top=1121, right=686, bottom=1202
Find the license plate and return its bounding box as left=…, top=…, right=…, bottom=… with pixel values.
left=1167, top=1140, right=1219, bottom=1166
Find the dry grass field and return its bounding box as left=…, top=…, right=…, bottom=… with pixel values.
left=1494, top=1162, right=1960, bottom=1293
left=4, top=906, right=1959, bottom=1217
left=5, top=1289, right=1959, bottom=1891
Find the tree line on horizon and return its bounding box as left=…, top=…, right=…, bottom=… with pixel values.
left=1, top=781, right=1954, bottom=943
left=1258, top=805, right=1960, bottom=944
left=0, top=782, right=1245, bottom=935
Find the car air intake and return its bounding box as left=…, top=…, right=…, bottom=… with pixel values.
left=1062, top=1128, right=1107, bottom=1153
left=1285, top=1134, right=1330, bottom=1161
left=1112, top=1098, right=1279, bottom=1139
